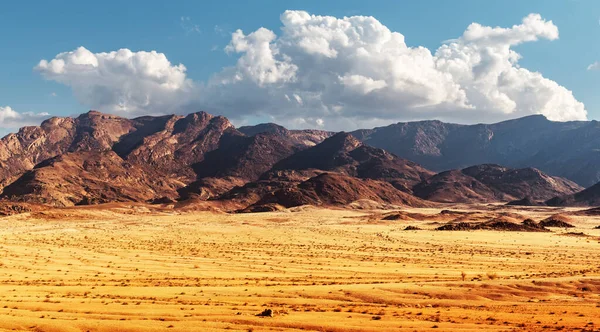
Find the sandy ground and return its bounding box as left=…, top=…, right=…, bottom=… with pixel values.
left=1, top=204, right=600, bottom=331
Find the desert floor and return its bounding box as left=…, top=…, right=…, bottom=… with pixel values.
left=1, top=204, right=600, bottom=331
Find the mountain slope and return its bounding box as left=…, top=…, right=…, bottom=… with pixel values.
left=1, top=151, right=182, bottom=206
left=351, top=115, right=599, bottom=186
left=0, top=111, right=136, bottom=189
left=413, top=170, right=509, bottom=203
left=224, top=172, right=433, bottom=210
left=270, top=132, right=434, bottom=190
left=546, top=182, right=600, bottom=207
left=413, top=164, right=582, bottom=203
left=461, top=164, right=583, bottom=201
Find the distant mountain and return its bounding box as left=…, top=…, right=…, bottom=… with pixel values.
left=461, top=164, right=582, bottom=200
left=413, top=164, right=582, bottom=203
left=351, top=115, right=600, bottom=187
left=238, top=123, right=332, bottom=147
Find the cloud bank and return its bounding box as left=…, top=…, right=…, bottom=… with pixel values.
left=35, top=11, right=586, bottom=130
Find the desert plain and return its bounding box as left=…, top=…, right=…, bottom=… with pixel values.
left=1, top=204, right=600, bottom=332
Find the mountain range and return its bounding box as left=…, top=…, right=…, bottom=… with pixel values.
left=0, top=110, right=598, bottom=210
left=351, top=115, right=600, bottom=187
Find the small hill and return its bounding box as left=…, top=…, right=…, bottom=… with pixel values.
left=413, top=164, right=582, bottom=203
left=412, top=170, right=510, bottom=203
left=546, top=182, right=600, bottom=207
left=247, top=173, right=433, bottom=210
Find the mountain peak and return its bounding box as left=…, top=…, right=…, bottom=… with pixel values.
left=78, top=110, right=121, bottom=119
left=238, top=123, right=289, bottom=137
left=320, top=132, right=362, bottom=152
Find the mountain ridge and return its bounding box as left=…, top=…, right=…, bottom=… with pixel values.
left=0, top=110, right=594, bottom=210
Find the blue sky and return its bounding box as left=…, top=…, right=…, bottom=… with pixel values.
left=0, top=0, right=599, bottom=132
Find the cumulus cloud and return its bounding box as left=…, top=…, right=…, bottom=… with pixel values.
left=36, top=12, right=586, bottom=130
left=0, top=106, right=50, bottom=130
left=588, top=62, right=599, bottom=71
left=202, top=11, right=585, bottom=128
left=36, top=47, right=196, bottom=117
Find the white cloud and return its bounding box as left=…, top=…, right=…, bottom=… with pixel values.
left=202, top=11, right=585, bottom=128
left=36, top=47, right=196, bottom=117
left=0, top=106, right=50, bottom=129
left=588, top=61, right=599, bottom=70
left=36, top=12, right=586, bottom=130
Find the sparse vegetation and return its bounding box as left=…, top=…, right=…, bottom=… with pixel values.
left=0, top=205, right=598, bottom=331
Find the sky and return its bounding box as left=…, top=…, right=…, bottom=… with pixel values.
left=0, top=0, right=599, bottom=134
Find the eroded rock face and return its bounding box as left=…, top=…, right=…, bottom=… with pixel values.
left=1, top=151, right=185, bottom=207
left=0, top=110, right=337, bottom=207
left=0, top=111, right=133, bottom=189
left=0, top=111, right=238, bottom=206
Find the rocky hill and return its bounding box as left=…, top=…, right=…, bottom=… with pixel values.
left=270, top=132, right=434, bottom=191
left=546, top=182, right=600, bottom=207
left=413, top=164, right=582, bottom=203
left=1, top=151, right=183, bottom=206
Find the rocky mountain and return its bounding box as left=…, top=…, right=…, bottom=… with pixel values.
left=0, top=111, right=233, bottom=188
left=0, top=110, right=593, bottom=209
left=0, top=111, right=134, bottom=189
left=178, top=131, right=304, bottom=199
left=1, top=151, right=182, bottom=206
left=413, top=164, right=582, bottom=203
left=222, top=172, right=433, bottom=212
left=270, top=132, right=434, bottom=191
left=413, top=169, right=509, bottom=203
left=351, top=115, right=600, bottom=187
left=0, top=110, right=335, bottom=207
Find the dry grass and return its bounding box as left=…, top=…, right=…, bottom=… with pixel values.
left=0, top=204, right=599, bottom=331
